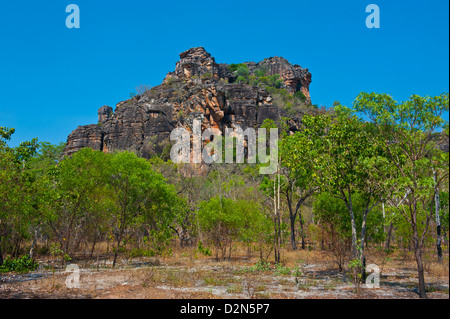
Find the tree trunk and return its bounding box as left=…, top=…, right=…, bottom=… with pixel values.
left=437, top=223, right=443, bottom=262
left=29, top=228, right=38, bottom=260
left=0, top=239, right=3, bottom=266
left=385, top=222, right=393, bottom=251
left=274, top=216, right=281, bottom=264
left=90, top=232, right=97, bottom=258
left=113, top=246, right=119, bottom=268
left=434, top=181, right=443, bottom=262
left=413, top=225, right=427, bottom=299
left=360, top=214, right=368, bottom=281
left=289, top=214, right=297, bottom=250
left=344, top=192, right=358, bottom=259
left=113, top=231, right=123, bottom=268
left=273, top=171, right=281, bottom=264
left=12, top=237, right=21, bottom=257
left=298, top=206, right=306, bottom=250
left=350, top=212, right=358, bottom=259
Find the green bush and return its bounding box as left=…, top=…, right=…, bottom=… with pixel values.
left=236, top=76, right=248, bottom=84
left=197, top=241, right=212, bottom=256
left=236, top=66, right=249, bottom=78
left=128, top=248, right=156, bottom=258
left=254, top=260, right=271, bottom=272
left=254, top=68, right=266, bottom=77
left=229, top=63, right=247, bottom=72
left=0, top=255, right=39, bottom=273
left=274, top=263, right=292, bottom=276
left=294, top=91, right=307, bottom=101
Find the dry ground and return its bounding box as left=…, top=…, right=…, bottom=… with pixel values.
left=0, top=244, right=448, bottom=299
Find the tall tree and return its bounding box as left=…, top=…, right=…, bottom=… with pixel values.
left=46, top=148, right=107, bottom=259
left=354, top=92, right=449, bottom=298
left=282, top=122, right=320, bottom=250
left=107, top=151, right=178, bottom=267
left=0, top=127, right=39, bottom=264
left=292, top=108, right=385, bottom=277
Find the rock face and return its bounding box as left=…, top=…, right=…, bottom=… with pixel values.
left=63, top=47, right=313, bottom=158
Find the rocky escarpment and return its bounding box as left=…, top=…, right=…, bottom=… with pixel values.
left=63, top=47, right=314, bottom=158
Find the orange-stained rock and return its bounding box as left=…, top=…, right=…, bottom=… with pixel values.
left=63, top=47, right=314, bottom=161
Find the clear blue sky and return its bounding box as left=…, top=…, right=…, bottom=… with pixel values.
left=1, top=0, right=448, bottom=146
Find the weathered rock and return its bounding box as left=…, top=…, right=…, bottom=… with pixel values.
left=253, top=57, right=312, bottom=101
left=165, top=47, right=221, bottom=82
left=64, top=124, right=104, bottom=157
left=63, top=47, right=314, bottom=159
left=98, top=105, right=113, bottom=124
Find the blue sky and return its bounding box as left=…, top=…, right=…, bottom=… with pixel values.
left=0, top=0, right=448, bottom=146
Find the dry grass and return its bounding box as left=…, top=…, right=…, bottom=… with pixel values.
left=1, top=241, right=449, bottom=299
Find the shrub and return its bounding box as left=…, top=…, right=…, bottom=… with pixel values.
left=294, top=91, right=307, bottom=101
left=254, top=68, right=266, bottom=77
left=129, top=248, right=156, bottom=259
left=136, top=84, right=151, bottom=95
left=0, top=255, right=39, bottom=273
left=229, top=63, right=247, bottom=72
left=197, top=241, right=212, bottom=256
left=236, top=76, right=247, bottom=84
left=274, top=263, right=292, bottom=276
left=236, top=66, right=249, bottom=78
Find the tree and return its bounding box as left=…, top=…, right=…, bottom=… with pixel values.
left=354, top=92, right=449, bottom=298
left=29, top=142, right=66, bottom=177
left=282, top=122, right=320, bottom=250
left=46, top=148, right=107, bottom=260
left=294, top=108, right=385, bottom=278
left=197, top=196, right=243, bottom=259
left=107, top=151, right=178, bottom=267
left=236, top=65, right=249, bottom=78
left=314, top=192, right=384, bottom=271
left=258, top=119, right=284, bottom=263
left=0, top=127, right=39, bottom=265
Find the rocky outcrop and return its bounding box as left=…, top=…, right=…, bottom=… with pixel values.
left=64, top=124, right=104, bottom=157
left=63, top=47, right=313, bottom=159
left=255, top=57, right=312, bottom=101
left=168, top=47, right=221, bottom=80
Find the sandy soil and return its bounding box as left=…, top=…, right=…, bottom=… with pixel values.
left=0, top=248, right=448, bottom=299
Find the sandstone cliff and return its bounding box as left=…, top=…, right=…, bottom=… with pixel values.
left=63, top=47, right=314, bottom=158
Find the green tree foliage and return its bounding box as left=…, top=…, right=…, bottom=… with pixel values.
left=197, top=196, right=243, bottom=259
left=281, top=118, right=319, bottom=250
left=287, top=107, right=386, bottom=276
left=0, top=127, right=186, bottom=268
left=29, top=142, right=66, bottom=177
left=314, top=192, right=384, bottom=270
left=235, top=66, right=249, bottom=78
left=229, top=63, right=247, bottom=73
left=0, top=127, right=40, bottom=265
left=197, top=196, right=270, bottom=260
left=236, top=76, right=247, bottom=84
left=353, top=92, right=449, bottom=298
left=266, top=87, right=312, bottom=115
left=46, top=148, right=108, bottom=260
left=107, top=151, right=180, bottom=266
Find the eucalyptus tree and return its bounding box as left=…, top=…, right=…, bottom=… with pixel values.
left=282, top=125, right=320, bottom=250
left=354, top=92, right=449, bottom=298
left=0, top=127, right=39, bottom=264
left=289, top=107, right=386, bottom=277
left=107, top=151, right=179, bottom=267
left=47, top=148, right=108, bottom=259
